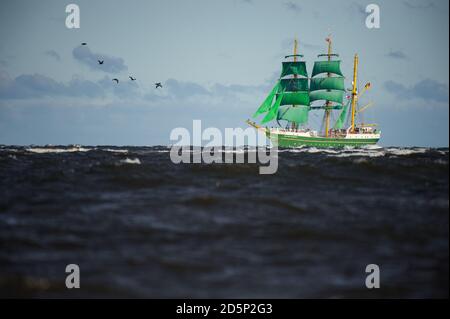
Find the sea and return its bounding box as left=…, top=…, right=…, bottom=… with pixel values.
left=0, top=145, right=448, bottom=298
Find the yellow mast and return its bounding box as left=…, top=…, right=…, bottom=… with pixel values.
left=324, top=37, right=332, bottom=137
left=350, top=54, right=359, bottom=132
left=294, top=38, right=298, bottom=62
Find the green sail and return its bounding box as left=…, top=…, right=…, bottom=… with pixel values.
left=280, top=61, right=308, bottom=77
left=333, top=100, right=351, bottom=129
left=309, top=90, right=343, bottom=104
left=252, top=82, right=280, bottom=118
left=279, top=91, right=310, bottom=106
left=280, top=78, right=309, bottom=92
left=277, top=105, right=309, bottom=124
left=311, top=61, right=343, bottom=77
left=262, top=90, right=284, bottom=123
left=310, top=77, right=345, bottom=91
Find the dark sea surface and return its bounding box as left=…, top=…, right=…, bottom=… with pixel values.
left=0, top=145, right=448, bottom=298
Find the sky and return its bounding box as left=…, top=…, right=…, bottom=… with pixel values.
left=0, top=0, right=448, bottom=147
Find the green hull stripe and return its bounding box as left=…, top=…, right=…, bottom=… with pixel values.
left=268, top=133, right=379, bottom=147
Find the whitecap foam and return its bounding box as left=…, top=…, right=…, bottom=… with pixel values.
left=103, top=148, right=128, bottom=153
left=26, top=147, right=91, bottom=154
left=120, top=157, right=141, bottom=165
left=217, top=149, right=248, bottom=154
left=385, top=148, right=428, bottom=156
left=332, top=151, right=385, bottom=158
left=361, top=144, right=384, bottom=150
left=283, top=147, right=341, bottom=154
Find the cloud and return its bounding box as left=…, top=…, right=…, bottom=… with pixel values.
left=72, top=45, right=127, bottom=74
left=98, top=75, right=140, bottom=99
left=45, top=50, right=61, bottom=61
left=163, top=78, right=268, bottom=102
left=0, top=70, right=63, bottom=99
left=211, top=83, right=266, bottom=97
left=0, top=70, right=105, bottom=99
left=386, top=50, right=407, bottom=60
left=384, top=79, right=449, bottom=103
left=165, top=78, right=210, bottom=99
left=284, top=1, right=301, bottom=13
left=68, top=76, right=106, bottom=98
left=143, top=92, right=168, bottom=102
left=0, top=69, right=268, bottom=107
left=0, top=60, right=8, bottom=67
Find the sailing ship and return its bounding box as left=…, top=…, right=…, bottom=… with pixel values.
left=248, top=37, right=381, bottom=147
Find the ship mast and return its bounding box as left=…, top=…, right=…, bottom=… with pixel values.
left=292, top=38, right=298, bottom=130
left=324, top=36, right=332, bottom=137
left=293, top=38, right=298, bottom=62
left=350, top=54, right=359, bottom=132
left=310, top=36, right=344, bottom=134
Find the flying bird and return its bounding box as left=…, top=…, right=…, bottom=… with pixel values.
left=129, top=76, right=136, bottom=81
left=155, top=82, right=162, bottom=89
left=81, top=43, right=87, bottom=45
left=98, top=60, right=104, bottom=64
left=112, top=78, right=119, bottom=84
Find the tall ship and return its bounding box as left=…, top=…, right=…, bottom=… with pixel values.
left=248, top=37, right=381, bottom=147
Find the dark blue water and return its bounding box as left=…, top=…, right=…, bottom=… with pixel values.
left=0, top=145, right=448, bottom=298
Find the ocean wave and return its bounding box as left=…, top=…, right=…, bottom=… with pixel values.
left=0, top=144, right=448, bottom=298
left=276, top=146, right=439, bottom=158
left=279, top=147, right=324, bottom=154
left=280, top=147, right=378, bottom=156
left=2, top=145, right=447, bottom=160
